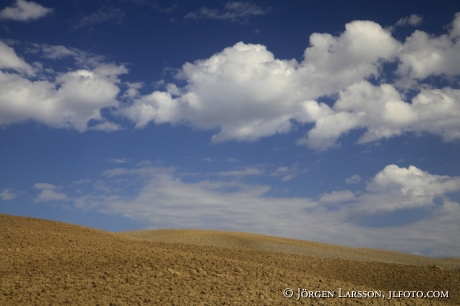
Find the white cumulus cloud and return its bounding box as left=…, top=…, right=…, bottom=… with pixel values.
left=0, top=0, right=53, bottom=21
left=397, top=13, right=460, bottom=80
left=122, top=20, right=400, bottom=144
left=367, top=165, right=460, bottom=198
left=351, top=165, right=460, bottom=213
left=34, top=183, right=68, bottom=202
left=297, top=81, right=460, bottom=150
left=0, top=41, right=34, bottom=75
left=121, top=14, right=460, bottom=150
left=3, top=14, right=460, bottom=150
left=0, top=42, right=127, bottom=132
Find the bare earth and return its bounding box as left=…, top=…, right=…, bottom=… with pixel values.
left=1, top=213, right=459, bottom=305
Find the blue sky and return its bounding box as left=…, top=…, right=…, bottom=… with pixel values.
left=1, top=0, right=460, bottom=257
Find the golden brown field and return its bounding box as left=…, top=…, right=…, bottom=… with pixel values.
left=1, top=213, right=459, bottom=305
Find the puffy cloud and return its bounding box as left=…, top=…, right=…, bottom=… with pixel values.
left=0, top=0, right=53, bottom=21
left=367, top=165, right=460, bottom=197
left=3, top=14, right=460, bottom=148
left=0, top=43, right=127, bottom=131
left=123, top=43, right=297, bottom=141
left=297, top=108, right=361, bottom=150
left=185, top=2, right=270, bottom=24
left=122, top=82, right=143, bottom=99
left=450, top=12, right=460, bottom=38
left=351, top=165, right=460, bottom=213
left=123, top=21, right=400, bottom=143
left=34, top=183, right=67, bottom=202
left=120, top=14, right=460, bottom=150
left=397, top=13, right=460, bottom=80
left=297, top=81, right=460, bottom=150
left=0, top=41, right=34, bottom=75
left=0, top=68, right=124, bottom=131
left=119, top=13, right=460, bottom=150
left=0, top=189, right=16, bottom=200
left=335, top=82, right=415, bottom=143
left=299, top=20, right=400, bottom=94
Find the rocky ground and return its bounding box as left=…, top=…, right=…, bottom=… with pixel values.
left=1, top=213, right=459, bottom=305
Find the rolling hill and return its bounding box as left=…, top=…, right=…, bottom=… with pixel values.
left=1, top=213, right=459, bottom=305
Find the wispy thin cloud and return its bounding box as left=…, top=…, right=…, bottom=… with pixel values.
left=136, top=160, right=151, bottom=166
left=73, top=178, right=92, bottom=185
left=27, top=43, right=106, bottom=69
left=71, top=164, right=460, bottom=257
left=319, top=190, right=355, bottom=203
left=0, top=189, right=17, bottom=200
left=158, top=4, right=179, bottom=14
left=109, top=158, right=128, bottom=164
left=395, top=14, right=423, bottom=27
left=185, top=2, right=270, bottom=24
left=270, top=164, right=307, bottom=182
left=345, top=175, right=361, bottom=184
left=387, top=14, right=424, bottom=32
left=217, top=166, right=265, bottom=177
left=199, top=157, right=239, bottom=163
left=75, top=7, right=125, bottom=29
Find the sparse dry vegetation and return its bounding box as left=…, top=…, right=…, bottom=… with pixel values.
left=1, top=213, right=459, bottom=305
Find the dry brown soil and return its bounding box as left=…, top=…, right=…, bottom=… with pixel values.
left=1, top=213, right=459, bottom=305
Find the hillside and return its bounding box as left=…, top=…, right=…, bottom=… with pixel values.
left=119, top=229, right=460, bottom=269
left=1, top=213, right=459, bottom=305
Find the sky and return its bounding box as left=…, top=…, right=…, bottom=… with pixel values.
left=0, top=0, right=460, bottom=257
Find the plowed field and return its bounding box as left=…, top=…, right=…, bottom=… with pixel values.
left=1, top=213, right=459, bottom=305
